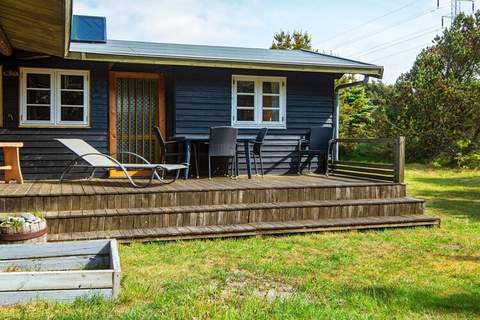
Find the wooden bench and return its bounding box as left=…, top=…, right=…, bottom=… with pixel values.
left=0, top=142, right=23, bottom=184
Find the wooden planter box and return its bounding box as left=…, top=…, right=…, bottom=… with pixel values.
left=0, top=239, right=121, bottom=306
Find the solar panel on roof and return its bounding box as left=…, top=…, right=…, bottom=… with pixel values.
left=71, top=15, right=107, bottom=43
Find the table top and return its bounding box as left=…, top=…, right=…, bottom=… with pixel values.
left=171, top=134, right=257, bottom=142
left=0, top=142, right=23, bottom=148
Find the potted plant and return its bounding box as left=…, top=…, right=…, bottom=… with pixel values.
left=0, top=212, right=47, bottom=244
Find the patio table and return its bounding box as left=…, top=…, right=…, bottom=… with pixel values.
left=171, top=134, right=257, bottom=179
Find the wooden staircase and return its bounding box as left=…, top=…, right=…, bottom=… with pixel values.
left=0, top=177, right=440, bottom=242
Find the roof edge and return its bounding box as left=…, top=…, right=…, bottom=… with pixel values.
left=300, top=49, right=379, bottom=68
left=66, top=51, right=384, bottom=78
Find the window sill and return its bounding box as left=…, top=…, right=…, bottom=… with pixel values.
left=232, top=123, right=286, bottom=130
left=19, top=124, right=91, bottom=129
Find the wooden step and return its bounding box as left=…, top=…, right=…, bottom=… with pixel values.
left=45, top=197, right=425, bottom=235
left=48, top=214, right=440, bottom=242
left=0, top=182, right=405, bottom=213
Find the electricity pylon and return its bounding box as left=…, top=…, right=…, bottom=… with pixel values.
left=438, top=0, right=475, bottom=26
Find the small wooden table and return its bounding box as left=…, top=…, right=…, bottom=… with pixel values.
left=0, top=142, right=24, bottom=184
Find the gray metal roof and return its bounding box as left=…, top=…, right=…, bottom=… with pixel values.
left=69, top=39, right=383, bottom=77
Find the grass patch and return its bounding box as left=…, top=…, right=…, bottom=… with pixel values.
left=1, top=166, right=479, bottom=319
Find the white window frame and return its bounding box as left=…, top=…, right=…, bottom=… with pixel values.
left=19, top=68, right=90, bottom=127
left=231, top=75, right=287, bottom=129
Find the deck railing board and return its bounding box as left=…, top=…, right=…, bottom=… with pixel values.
left=331, top=171, right=396, bottom=182
left=332, top=160, right=395, bottom=170
left=332, top=165, right=395, bottom=176
left=328, top=136, right=406, bottom=183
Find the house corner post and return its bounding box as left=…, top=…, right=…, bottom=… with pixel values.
left=394, top=136, right=405, bottom=183
left=333, top=90, right=340, bottom=161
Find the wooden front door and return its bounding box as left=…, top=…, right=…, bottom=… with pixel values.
left=109, top=72, right=166, bottom=174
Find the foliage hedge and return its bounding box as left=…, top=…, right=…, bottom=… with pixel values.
left=339, top=12, right=480, bottom=168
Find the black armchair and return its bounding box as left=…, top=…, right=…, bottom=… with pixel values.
left=208, top=126, right=238, bottom=179
left=297, top=127, right=333, bottom=174
left=250, top=128, right=268, bottom=176
left=153, top=126, right=199, bottom=178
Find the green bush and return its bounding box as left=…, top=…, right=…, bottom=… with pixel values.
left=454, top=151, right=480, bottom=169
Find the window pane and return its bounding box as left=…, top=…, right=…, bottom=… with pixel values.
left=237, top=109, right=254, bottom=121
left=263, top=82, right=279, bottom=94
left=263, top=110, right=280, bottom=122
left=61, top=91, right=84, bottom=105
left=27, top=73, right=50, bottom=89
left=263, top=96, right=280, bottom=109
left=27, top=105, right=50, bottom=121
left=61, top=107, right=84, bottom=122
left=237, top=81, right=255, bottom=93
left=61, top=75, right=84, bottom=90
left=237, top=95, right=254, bottom=107
left=27, top=89, right=50, bottom=104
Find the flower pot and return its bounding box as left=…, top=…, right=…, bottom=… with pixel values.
left=0, top=219, right=47, bottom=244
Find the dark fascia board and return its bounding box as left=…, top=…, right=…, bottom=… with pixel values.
left=66, top=51, right=384, bottom=78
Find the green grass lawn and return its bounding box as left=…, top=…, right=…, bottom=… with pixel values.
left=1, top=166, right=479, bottom=320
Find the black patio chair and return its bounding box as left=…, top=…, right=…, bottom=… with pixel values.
left=297, top=127, right=333, bottom=175
left=153, top=126, right=199, bottom=178
left=250, top=128, right=268, bottom=176
left=208, top=126, right=238, bottom=179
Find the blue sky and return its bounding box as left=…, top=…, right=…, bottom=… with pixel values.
left=73, top=0, right=474, bottom=83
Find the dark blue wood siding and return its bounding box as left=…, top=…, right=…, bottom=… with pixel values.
left=174, top=67, right=337, bottom=173
left=0, top=57, right=109, bottom=179
left=0, top=56, right=338, bottom=179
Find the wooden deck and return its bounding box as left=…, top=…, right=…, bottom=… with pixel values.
left=0, top=174, right=440, bottom=241
left=0, top=174, right=399, bottom=197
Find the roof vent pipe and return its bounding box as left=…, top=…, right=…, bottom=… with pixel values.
left=332, top=75, right=370, bottom=160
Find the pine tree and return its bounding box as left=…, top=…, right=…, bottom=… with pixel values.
left=271, top=30, right=312, bottom=50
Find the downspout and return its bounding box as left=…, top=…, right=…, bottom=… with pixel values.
left=333, top=75, right=370, bottom=160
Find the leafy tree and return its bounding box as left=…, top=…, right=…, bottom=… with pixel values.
left=378, top=12, right=480, bottom=166
left=271, top=30, right=312, bottom=50
left=337, top=76, right=375, bottom=138
left=336, top=76, right=390, bottom=162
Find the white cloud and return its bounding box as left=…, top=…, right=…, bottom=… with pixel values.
left=74, top=0, right=266, bottom=46
left=73, top=0, right=462, bottom=83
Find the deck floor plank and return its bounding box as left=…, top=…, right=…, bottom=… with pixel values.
left=0, top=174, right=398, bottom=199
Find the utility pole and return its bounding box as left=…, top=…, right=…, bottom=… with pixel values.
left=439, top=0, right=475, bottom=27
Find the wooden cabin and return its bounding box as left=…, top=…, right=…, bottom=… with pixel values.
left=0, top=1, right=439, bottom=241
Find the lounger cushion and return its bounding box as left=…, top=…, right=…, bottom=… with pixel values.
left=57, top=138, right=187, bottom=172
left=122, top=164, right=187, bottom=171
left=56, top=138, right=119, bottom=167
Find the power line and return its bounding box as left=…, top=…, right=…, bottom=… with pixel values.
left=319, top=0, right=419, bottom=44
left=372, top=42, right=433, bottom=62
left=355, top=27, right=440, bottom=58
left=353, top=26, right=438, bottom=56
left=331, top=6, right=443, bottom=50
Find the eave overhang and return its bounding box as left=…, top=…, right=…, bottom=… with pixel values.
left=66, top=51, right=384, bottom=78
